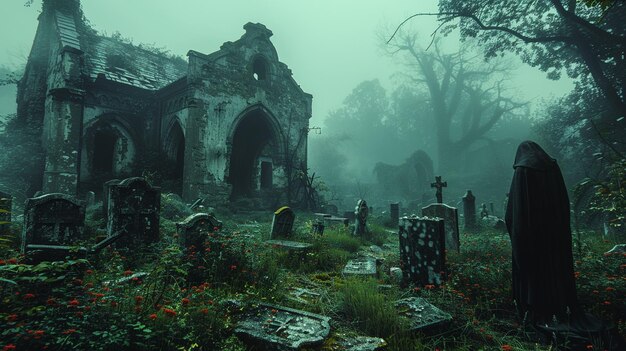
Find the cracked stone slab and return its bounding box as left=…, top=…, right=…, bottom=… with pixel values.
left=395, top=297, right=452, bottom=331
left=235, top=303, right=331, bottom=351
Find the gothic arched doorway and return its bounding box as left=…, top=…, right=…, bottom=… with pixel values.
left=228, top=108, right=281, bottom=198
left=164, top=120, right=185, bottom=195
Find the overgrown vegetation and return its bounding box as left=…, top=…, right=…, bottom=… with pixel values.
left=1, top=210, right=623, bottom=351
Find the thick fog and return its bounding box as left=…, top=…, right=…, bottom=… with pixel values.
left=0, top=0, right=576, bottom=209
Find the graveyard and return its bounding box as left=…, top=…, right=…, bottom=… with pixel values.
left=1, top=0, right=625, bottom=350
left=0, top=180, right=624, bottom=351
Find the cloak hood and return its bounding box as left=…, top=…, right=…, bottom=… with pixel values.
left=513, top=141, right=556, bottom=170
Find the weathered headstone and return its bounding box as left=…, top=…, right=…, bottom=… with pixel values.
left=479, top=203, right=489, bottom=218
left=106, top=177, right=160, bottom=247
left=235, top=303, right=331, bottom=350
left=353, top=199, right=368, bottom=236
left=270, top=206, right=295, bottom=239
left=430, top=176, right=447, bottom=203
left=0, top=191, right=12, bottom=237
left=342, top=256, right=377, bottom=277
left=343, top=210, right=356, bottom=222
left=21, top=193, right=86, bottom=257
left=390, top=202, right=400, bottom=226
left=462, top=190, right=476, bottom=229
left=176, top=213, right=223, bottom=250
left=421, top=203, right=460, bottom=252
left=399, top=216, right=446, bottom=287
left=102, top=179, right=121, bottom=219
left=395, top=297, right=452, bottom=331
left=85, top=191, right=96, bottom=208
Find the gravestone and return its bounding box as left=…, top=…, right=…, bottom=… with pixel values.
left=479, top=203, right=489, bottom=218
left=21, top=193, right=86, bottom=256
left=353, top=199, right=368, bottom=236
left=399, top=216, right=446, bottom=287
left=343, top=210, right=355, bottom=222
left=390, top=203, right=400, bottom=226
left=235, top=303, right=331, bottom=350
left=462, top=190, right=476, bottom=229
left=107, top=177, right=160, bottom=246
left=102, top=179, right=121, bottom=219
left=395, top=297, right=452, bottom=331
left=270, top=206, right=295, bottom=239
left=430, top=176, right=447, bottom=203
left=85, top=191, right=96, bottom=208
left=0, top=191, right=12, bottom=237
left=176, top=213, right=223, bottom=250
left=421, top=203, right=460, bottom=252
left=342, top=256, right=377, bottom=277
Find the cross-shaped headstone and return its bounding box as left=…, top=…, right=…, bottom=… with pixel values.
left=430, top=176, right=447, bottom=204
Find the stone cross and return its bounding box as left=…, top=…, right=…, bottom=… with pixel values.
left=430, top=176, right=447, bottom=204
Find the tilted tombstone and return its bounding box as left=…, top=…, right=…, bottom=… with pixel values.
left=462, top=190, right=476, bottom=229
left=176, top=213, right=223, bottom=250
left=107, top=177, right=160, bottom=247
left=390, top=203, right=400, bottom=226
left=102, top=179, right=121, bottom=219
left=353, top=199, right=368, bottom=236
left=0, top=191, right=12, bottom=237
left=421, top=203, right=460, bottom=253
left=399, top=216, right=446, bottom=287
left=21, top=193, right=85, bottom=255
left=270, top=206, right=295, bottom=239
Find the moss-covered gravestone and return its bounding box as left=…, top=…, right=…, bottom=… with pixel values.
left=399, top=216, right=446, bottom=287
left=106, top=177, right=160, bottom=247
left=176, top=213, right=222, bottom=250
left=0, top=191, right=11, bottom=237
left=21, top=193, right=86, bottom=261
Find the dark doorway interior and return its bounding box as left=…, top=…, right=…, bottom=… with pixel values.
left=229, top=110, right=274, bottom=197
left=166, top=122, right=185, bottom=195
left=93, top=130, right=117, bottom=174
left=260, top=161, right=273, bottom=189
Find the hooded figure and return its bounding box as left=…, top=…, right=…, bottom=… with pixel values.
left=505, top=140, right=577, bottom=322
left=505, top=141, right=621, bottom=349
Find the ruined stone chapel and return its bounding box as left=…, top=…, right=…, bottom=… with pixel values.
left=17, top=0, right=312, bottom=204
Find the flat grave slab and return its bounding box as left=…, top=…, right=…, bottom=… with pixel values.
left=235, top=303, right=331, bottom=351
left=395, top=297, right=452, bottom=331
left=342, top=256, right=377, bottom=276
left=265, top=240, right=313, bottom=251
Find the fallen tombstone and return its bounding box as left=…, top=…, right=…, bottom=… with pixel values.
left=342, top=256, right=377, bottom=277
left=395, top=297, right=452, bottom=332
left=176, top=213, right=222, bottom=250
left=235, top=303, right=331, bottom=350
left=324, top=334, right=386, bottom=351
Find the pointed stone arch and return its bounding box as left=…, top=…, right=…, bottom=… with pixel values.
left=226, top=104, right=286, bottom=198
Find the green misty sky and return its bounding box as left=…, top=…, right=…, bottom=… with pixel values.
left=0, top=0, right=573, bottom=126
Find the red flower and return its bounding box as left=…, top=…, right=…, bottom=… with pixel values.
left=135, top=295, right=144, bottom=304
left=603, top=301, right=611, bottom=305
left=501, top=345, right=513, bottom=351
left=200, top=308, right=209, bottom=315
left=68, top=298, right=80, bottom=306
left=229, top=265, right=237, bottom=271
left=62, top=328, right=77, bottom=335
left=149, top=313, right=157, bottom=320
left=0, top=260, right=5, bottom=265
left=6, top=314, right=17, bottom=322
left=586, top=345, right=594, bottom=350
left=7, top=258, right=17, bottom=264
left=182, top=298, right=190, bottom=306
left=163, top=308, right=176, bottom=317
left=110, top=301, right=118, bottom=307
left=33, top=330, right=44, bottom=339
left=85, top=269, right=93, bottom=275
left=3, top=344, right=16, bottom=351
left=123, top=270, right=133, bottom=276
left=605, top=287, right=615, bottom=292
left=208, top=299, right=214, bottom=305
left=23, top=293, right=35, bottom=300
left=424, top=284, right=435, bottom=290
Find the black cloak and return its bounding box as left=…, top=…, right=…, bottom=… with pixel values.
left=505, top=141, right=624, bottom=350
left=505, top=141, right=578, bottom=322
